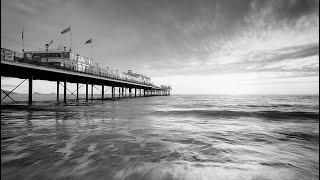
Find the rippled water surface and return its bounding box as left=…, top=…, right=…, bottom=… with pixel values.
left=1, top=95, right=319, bottom=180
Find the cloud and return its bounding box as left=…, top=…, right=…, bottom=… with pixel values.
left=146, top=43, right=319, bottom=78
left=140, top=0, right=319, bottom=83
left=260, top=55, right=319, bottom=70
left=4, top=0, right=65, bottom=18
left=1, top=0, right=319, bottom=94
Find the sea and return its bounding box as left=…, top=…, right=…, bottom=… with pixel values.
left=1, top=94, right=319, bottom=180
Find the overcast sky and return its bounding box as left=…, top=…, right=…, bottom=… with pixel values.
left=1, top=0, right=319, bottom=94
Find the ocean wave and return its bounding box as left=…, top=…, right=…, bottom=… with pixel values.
left=277, top=132, right=319, bottom=143
left=154, top=110, right=319, bottom=120
left=112, top=162, right=298, bottom=180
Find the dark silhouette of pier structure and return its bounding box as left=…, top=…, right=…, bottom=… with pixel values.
left=1, top=48, right=171, bottom=105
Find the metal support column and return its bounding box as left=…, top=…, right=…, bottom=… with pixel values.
left=57, top=81, right=59, bottom=101
left=102, top=84, right=104, bottom=100
left=112, top=86, right=115, bottom=99
left=86, top=83, right=88, bottom=101
left=129, top=88, right=132, bottom=98
left=91, top=84, right=94, bottom=100
left=76, top=83, right=79, bottom=100
left=28, top=75, right=33, bottom=105
left=118, top=87, right=121, bottom=98
left=122, top=87, right=124, bottom=98
left=135, top=88, right=136, bottom=98
left=144, top=89, right=146, bottom=96
left=63, top=80, right=67, bottom=103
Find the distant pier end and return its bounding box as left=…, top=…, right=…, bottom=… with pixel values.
left=1, top=48, right=171, bottom=104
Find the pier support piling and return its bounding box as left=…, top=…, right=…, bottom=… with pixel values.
left=28, top=75, right=33, bottom=105
left=63, top=80, right=67, bottom=103
left=102, top=84, right=104, bottom=100
left=86, top=83, right=88, bottom=101
left=76, top=83, right=79, bottom=100
left=91, top=84, right=94, bottom=100
left=112, top=86, right=115, bottom=100
left=57, top=81, right=59, bottom=101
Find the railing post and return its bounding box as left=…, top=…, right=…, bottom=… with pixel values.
left=28, top=75, right=33, bottom=105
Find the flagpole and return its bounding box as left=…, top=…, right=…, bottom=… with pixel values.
left=22, top=26, right=24, bottom=53
left=91, top=39, right=93, bottom=61
left=70, top=30, right=72, bottom=52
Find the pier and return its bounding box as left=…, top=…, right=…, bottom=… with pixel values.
left=1, top=48, right=171, bottom=104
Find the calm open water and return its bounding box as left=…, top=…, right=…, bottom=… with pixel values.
left=1, top=95, right=319, bottom=180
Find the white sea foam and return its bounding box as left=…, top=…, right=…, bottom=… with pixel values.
left=1, top=153, right=30, bottom=164
left=56, top=136, right=78, bottom=160
left=113, top=162, right=298, bottom=180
